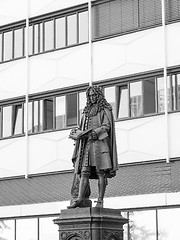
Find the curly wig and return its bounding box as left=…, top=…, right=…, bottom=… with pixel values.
left=83, top=85, right=112, bottom=117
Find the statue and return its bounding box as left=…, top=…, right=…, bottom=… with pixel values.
left=68, top=85, right=118, bottom=209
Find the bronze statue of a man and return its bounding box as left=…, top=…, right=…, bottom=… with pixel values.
left=68, top=85, right=118, bottom=208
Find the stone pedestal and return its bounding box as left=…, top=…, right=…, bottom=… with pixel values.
left=53, top=207, right=128, bottom=240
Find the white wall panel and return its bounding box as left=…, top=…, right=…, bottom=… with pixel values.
left=116, top=115, right=166, bottom=164
left=0, top=0, right=26, bottom=25
left=0, top=59, right=27, bottom=100
left=29, top=130, right=74, bottom=174
left=169, top=112, right=180, bottom=158
left=29, top=0, right=88, bottom=18
left=93, top=27, right=164, bottom=82
left=166, top=22, right=180, bottom=67
left=29, top=44, right=90, bottom=94
left=0, top=138, right=26, bottom=177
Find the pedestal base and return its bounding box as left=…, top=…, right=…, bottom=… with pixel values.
left=54, top=207, right=128, bottom=240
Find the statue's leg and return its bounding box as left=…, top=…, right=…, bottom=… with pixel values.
left=67, top=168, right=90, bottom=209
left=95, top=170, right=107, bottom=208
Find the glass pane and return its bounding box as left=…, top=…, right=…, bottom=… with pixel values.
left=16, top=218, right=38, bottom=240
left=177, top=74, right=180, bottom=110
left=39, top=100, right=43, bottom=131
left=0, top=220, right=15, bottom=240
left=67, top=14, right=77, bottom=45
left=144, top=78, right=156, bottom=114
left=104, top=86, right=116, bottom=118
left=79, top=92, right=86, bottom=123
left=67, top=93, right=77, bottom=126
left=14, top=28, right=23, bottom=58
left=117, top=85, right=129, bottom=118
left=27, top=102, right=32, bottom=133
left=4, top=31, right=12, bottom=61
left=55, top=17, right=66, bottom=48
left=45, top=20, right=54, bottom=51
left=28, top=25, right=33, bottom=55
left=167, top=75, right=175, bottom=111
left=34, top=24, right=39, bottom=54
left=33, top=101, right=39, bottom=132
left=130, top=81, right=142, bottom=117
left=56, top=96, right=65, bottom=129
left=157, top=77, right=165, bottom=113
left=3, top=106, right=12, bottom=137
left=128, top=210, right=156, bottom=240
left=13, top=104, right=23, bottom=135
left=79, top=11, right=89, bottom=43
left=171, top=75, right=176, bottom=111
left=39, top=23, right=43, bottom=53
left=39, top=217, right=58, bottom=240
left=0, top=33, right=2, bottom=62
left=158, top=208, right=180, bottom=240
left=43, top=98, right=53, bottom=130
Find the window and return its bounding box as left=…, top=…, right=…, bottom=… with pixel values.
left=3, top=31, right=13, bottom=61
left=55, top=17, right=66, bottom=48
left=117, top=85, right=129, bottom=119
left=0, top=220, right=15, bottom=240
left=16, top=218, right=38, bottom=240
left=143, top=78, right=156, bottom=115
left=39, top=217, right=58, bottom=240
left=12, top=104, right=23, bottom=135
left=44, top=20, right=54, bottom=51
left=67, top=14, right=77, bottom=45
left=157, top=77, right=165, bottom=113
left=14, top=28, right=24, bottom=58
left=43, top=98, right=54, bottom=131
left=56, top=96, right=66, bottom=129
left=2, top=106, right=12, bottom=138
left=28, top=25, right=33, bottom=55
left=33, top=23, right=43, bottom=54
left=66, top=93, right=78, bottom=126
left=104, top=86, right=116, bottom=118
left=79, top=11, right=89, bottom=43
left=158, top=208, right=180, bottom=239
left=79, top=92, right=86, bottom=123
left=130, top=81, right=143, bottom=117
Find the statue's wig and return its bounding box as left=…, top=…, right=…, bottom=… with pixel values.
left=83, top=85, right=112, bottom=116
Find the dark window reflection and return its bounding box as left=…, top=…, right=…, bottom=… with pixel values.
left=144, top=78, right=156, bottom=115
left=66, top=93, right=77, bottom=126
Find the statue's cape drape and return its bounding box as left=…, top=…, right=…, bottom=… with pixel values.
left=71, top=108, right=119, bottom=178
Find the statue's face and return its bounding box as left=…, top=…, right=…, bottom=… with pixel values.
left=89, top=89, right=98, bottom=104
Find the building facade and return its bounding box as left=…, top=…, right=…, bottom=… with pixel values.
left=0, top=0, right=180, bottom=239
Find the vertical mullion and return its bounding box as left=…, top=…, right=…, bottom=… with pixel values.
left=38, top=23, right=40, bottom=53
left=142, top=79, right=144, bottom=115
left=53, top=18, right=56, bottom=49
left=37, top=218, right=40, bottom=240
left=65, top=15, right=68, bottom=46
left=2, top=32, right=4, bottom=61
left=23, top=27, right=25, bottom=57
left=11, top=105, right=14, bottom=136
left=77, top=12, right=79, bottom=44
left=175, top=74, right=178, bottom=110
left=156, top=209, right=158, bottom=240
left=53, top=97, right=56, bottom=130
left=128, top=82, right=131, bottom=118
left=65, top=95, right=67, bottom=127
left=22, top=103, right=24, bottom=134
left=155, top=77, right=158, bottom=113
left=42, top=22, right=44, bottom=52
left=32, top=101, right=34, bottom=133
left=15, top=219, right=16, bottom=240
left=32, top=25, right=35, bottom=55
left=12, top=30, right=15, bottom=59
